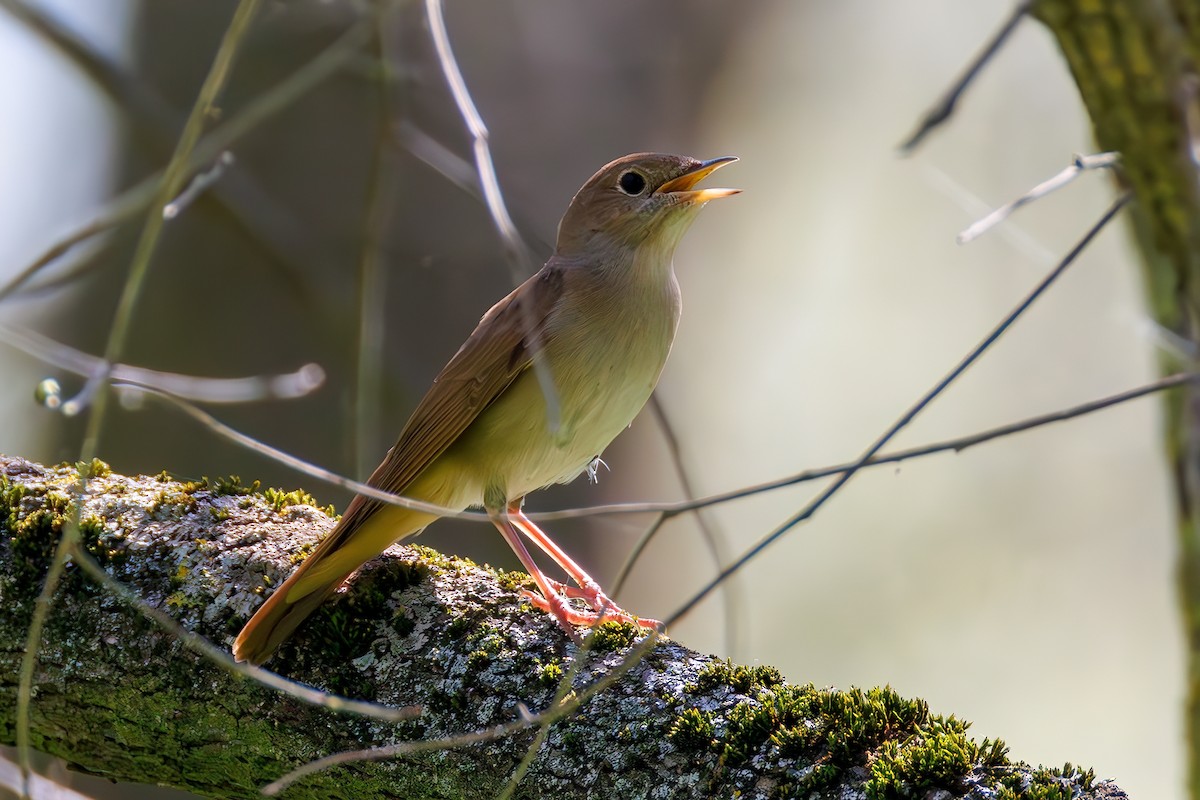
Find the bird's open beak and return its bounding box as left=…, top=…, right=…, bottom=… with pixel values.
left=657, top=156, right=740, bottom=202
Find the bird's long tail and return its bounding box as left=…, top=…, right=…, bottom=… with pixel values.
left=232, top=502, right=434, bottom=665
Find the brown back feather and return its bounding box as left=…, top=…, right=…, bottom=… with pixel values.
left=328, top=266, right=565, bottom=547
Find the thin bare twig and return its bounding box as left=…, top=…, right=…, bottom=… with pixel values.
left=124, top=352, right=1188, bottom=533
left=644, top=395, right=741, bottom=655
left=424, top=0, right=561, bottom=432
left=121, top=383, right=489, bottom=520
left=918, top=162, right=1057, bottom=268
left=163, top=151, right=236, bottom=220
left=567, top=367, right=1193, bottom=521
left=0, top=0, right=323, bottom=311
left=396, top=119, right=479, bottom=195
left=0, top=192, right=147, bottom=304
left=610, top=513, right=667, bottom=596
left=393, top=119, right=552, bottom=254
left=662, top=193, right=1132, bottom=627
left=0, top=17, right=373, bottom=307
left=957, top=152, right=1120, bottom=243
left=898, top=0, right=1032, bottom=154
left=0, top=321, right=325, bottom=404
left=423, top=0, right=529, bottom=274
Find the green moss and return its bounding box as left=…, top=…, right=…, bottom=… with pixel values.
left=865, top=717, right=1001, bottom=799
left=778, top=762, right=841, bottom=797
left=4, top=480, right=69, bottom=580
left=991, top=762, right=1097, bottom=800
left=672, top=683, right=958, bottom=784
left=1041, top=762, right=1096, bottom=791
left=43, top=490, right=71, bottom=515
left=587, top=620, right=639, bottom=652
left=427, top=686, right=469, bottom=715
left=79, top=514, right=125, bottom=567
left=447, top=615, right=473, bottom=639
left=536, top=660, right=564, bottom=687
left=408, top=544, right=478, bottom=575
left=693, top=658, right=785, bottom=694
left=277, top=557, right=424, bottom=677
left=667, top=707, right=715, bottom=752
left=393, top=609, right=417, bottom=642
left=156, top=473, right=341, bottom=518
left=303, top=591, right=389, bottom=659
left=558, top=729, right=586, bottom=757
left=721, top=692, right=786, bottom=764
left=150, top=488, right=198, bottom=516
left=494, top=568, right=535, bottom=593
left=205, top=474, right=259, bottom=496
left=262, top=486, right=335, bottom=517
left=819, top=686, right=929, bottom=764
left=769, top=721, right=821, bottom=758
left=77, top=458, right=111, bottom=479
left=1, top=476, right=129, bottom=584
left=165, top=591, right=202, bottom=612
left=0, top=476, right=26, bottom=528
left=383, top=556, right=427, bottom=588
left=6, top=503, right=60, bottom=582
left=666, top=680, right=1032, bottom=797
left=288, top=539, right=316, bottom=565
left=465, top=626, right=506, bottom=670
left=28, top=673, right=465, bottom=799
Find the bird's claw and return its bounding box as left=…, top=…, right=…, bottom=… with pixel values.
left=521, top=587, right=660, bottom=632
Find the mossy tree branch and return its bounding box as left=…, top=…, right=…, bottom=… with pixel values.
left=0, top=456, right=1127, bottom=799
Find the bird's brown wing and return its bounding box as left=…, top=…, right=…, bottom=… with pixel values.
left=336, top=265, right=565, bottom=537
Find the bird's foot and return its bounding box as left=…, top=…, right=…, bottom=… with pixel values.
left=522, top=588, right=586, bottom=644
left=522, top=584, right=661, bottom=632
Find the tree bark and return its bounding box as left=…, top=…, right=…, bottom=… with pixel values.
left=0, top=456, right=1127, bottom=799
left=1031, top=1, right=1200, bottom=795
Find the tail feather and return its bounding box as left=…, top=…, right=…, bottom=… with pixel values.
left=233, top=502, right=435, bottom=665
left=232, top=563, right=350, bottom=665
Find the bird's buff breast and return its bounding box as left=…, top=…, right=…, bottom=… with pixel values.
left=440, top=278, right=679, bottom=505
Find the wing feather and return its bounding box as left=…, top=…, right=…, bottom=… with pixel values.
left=334, top=266, right=565, bottom=538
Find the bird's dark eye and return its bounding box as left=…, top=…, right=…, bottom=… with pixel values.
left=617, top=170, right=647, bottom=196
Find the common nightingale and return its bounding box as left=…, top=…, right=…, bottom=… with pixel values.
left=233, top=153, right=738, bottom=664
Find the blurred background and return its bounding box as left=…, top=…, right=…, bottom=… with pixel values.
left=0, top=0, right=1177, bottom=797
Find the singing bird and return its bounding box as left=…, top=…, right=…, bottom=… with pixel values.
left=233, top=153, right=738, bottom=664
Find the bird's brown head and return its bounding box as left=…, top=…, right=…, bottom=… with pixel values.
left=554, top=153, right=738, bottom=260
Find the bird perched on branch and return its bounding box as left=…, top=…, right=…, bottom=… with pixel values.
left=233, top=152, right=739, bottom=664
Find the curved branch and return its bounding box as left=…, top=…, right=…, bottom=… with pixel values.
left=0, top=456, right=1126, bottom=799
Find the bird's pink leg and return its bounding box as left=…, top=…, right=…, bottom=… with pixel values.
left=507, top=503, right=660, bottom=630
left=490, top=510, right=588, bottom=643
